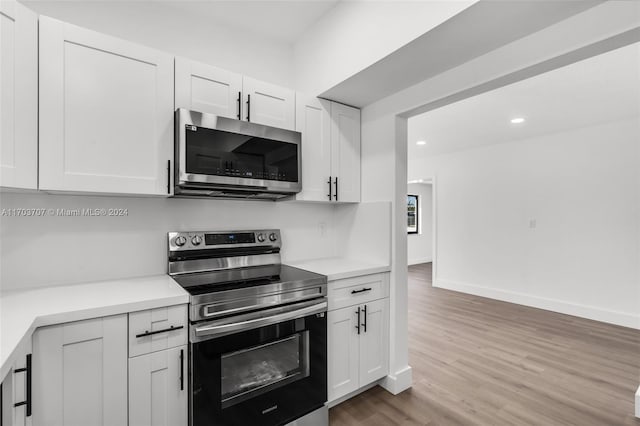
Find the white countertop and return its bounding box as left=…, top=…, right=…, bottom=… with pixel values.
left=0, top=258, right=390, bottom=380
left=288, top=257, right=391, bottom=281
left=0, top=275, right=188, bottom=380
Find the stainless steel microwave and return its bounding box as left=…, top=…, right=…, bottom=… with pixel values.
left=174, top=109, right=302, bottom=200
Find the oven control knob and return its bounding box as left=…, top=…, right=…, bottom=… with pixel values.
left=257, top=233, right=265, bottom=242
left=191, top=235, right=203, bottom=246
left=174, top=236, right=187, bottom=247
left=269, top=233, right=278, bottom=242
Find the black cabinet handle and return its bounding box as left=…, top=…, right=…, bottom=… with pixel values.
left=327, top=176, right=332, bottom=201
left=351, top=287, right=372, bottom=295
left=334, top=177, right=338, bottom=201
left=13, top=354, right=31, bottom=417
left=362, top=305, right=367, bottom=333
left=355, top=307, right=361, bottom=335
left=136, top=325, right=183, bottom=338
left=246, top=94, right=251, bottom=122
left=166, top=160, right=171, bottom=194
left=236, top=91, right=241, bottom=120
left=179, top=349, right=184, bottom=391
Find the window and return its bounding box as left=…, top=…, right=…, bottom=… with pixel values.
left=407, top=194, right=418, bottom=234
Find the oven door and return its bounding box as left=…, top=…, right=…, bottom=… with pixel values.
left=176, top=108, right=301, bottom=194
left=190, top=300, right=327, bottom=426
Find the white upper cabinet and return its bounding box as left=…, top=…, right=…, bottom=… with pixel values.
left=242, top=76, right=295, bottom=130
left=294, top=98, right=361, bottom=203
left=38, top=16, right=174, bottom=195
left=175, top=60, right=295, bottom=131
left=295, top=95, right=332, bottom=202
left=331, top=102, right=361, bottom=203
left=175, top=57, right=242, bottom=119
left=0, top=0, right=37, bottom=190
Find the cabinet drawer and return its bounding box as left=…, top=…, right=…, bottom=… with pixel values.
left=129, top=305, right=188, bottom=357
left=328, top=273, right=389, bottom=311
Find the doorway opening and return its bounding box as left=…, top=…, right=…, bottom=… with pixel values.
left=406, top=178, right=435, bottom=285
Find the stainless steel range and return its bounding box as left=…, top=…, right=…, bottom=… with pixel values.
left=168, top=230, right=328, bottom=426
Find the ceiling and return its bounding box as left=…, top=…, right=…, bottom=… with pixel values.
left=23, top=0, right=339, bottom=45
left=407, top=42, right=640, bottom=159
left=321, top=0, right=603, bottom=107
left=161, top=0, right=339, bottom=44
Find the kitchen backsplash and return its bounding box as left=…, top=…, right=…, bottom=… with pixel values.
left=0, top=192, right=341, bottom=290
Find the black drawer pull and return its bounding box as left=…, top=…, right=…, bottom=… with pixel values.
left=179, top=349, right=184, bottom=391
left=362, top=304, right=367, bottom=333
left=136, top=325, right=184, bottom=338
left=351, top=287, right=372, bottom=295
left=13, top=354, right=31, bottom=416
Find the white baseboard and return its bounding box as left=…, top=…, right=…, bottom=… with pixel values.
left=380, top=365, right=413, bottom=395
left=435, top=279, right=640, bottom=330
left=408, top=258, right=432, bottom=266
left=327, top=382, right=379, bottom=408
left=635, top=385, right=640, bottom=418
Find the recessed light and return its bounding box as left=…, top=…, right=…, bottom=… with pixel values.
left=416, top=140, right=427, bottom=146
left=510, top=117, right=525, bottom=124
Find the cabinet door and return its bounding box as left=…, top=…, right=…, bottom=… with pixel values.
left=175, top=57, right=242, bottom=119
left=359, top=299, right=389, bottom=386
left=242, top=76, right=295, bottom=130
left=331, top=102, right=361, bottom=203
left=39, top=16, right=174, bottom=195
left=1, top=341, right=32, bottom=426
left=294, top=95, right=332, bottom=202
left=32, top=315, right=128, bottom=426
left=327, top=306, right=360, bottom=402
left=0, top=0, right=37, bottom=189
left=129, top=345, right=187, bottom=426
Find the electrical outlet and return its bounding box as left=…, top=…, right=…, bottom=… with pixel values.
left=318, top=222, right=326, bottom=237
left=529, top=219, right=537, bottom=229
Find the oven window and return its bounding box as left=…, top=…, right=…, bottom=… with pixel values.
left=221, top=332, right=310, bottom=408
left=186, top=126, right=298, bottom=182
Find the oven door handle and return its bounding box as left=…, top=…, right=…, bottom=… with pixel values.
left=193, top=300, right=327, bottom=340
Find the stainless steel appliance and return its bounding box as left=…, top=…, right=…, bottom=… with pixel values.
left=175, top=109, right=302, bottom=200
left=168, top=229, right=328, bottom=426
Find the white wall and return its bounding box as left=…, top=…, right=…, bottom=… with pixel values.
left=22, top=1, right=294, bottom=87
left=293, top=0, right=476, bottom=95
left=0, top=193, right=340, bottom=290
left=356, top=2, right=640, bottom=397
left=409, top=119, right=640, bottom=328
left=407, top=183, right=433, bottom=265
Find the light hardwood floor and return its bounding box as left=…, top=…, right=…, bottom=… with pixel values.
left=329, top=263, right=640, bottom=425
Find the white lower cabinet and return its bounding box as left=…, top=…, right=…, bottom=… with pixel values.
left=327, top=273, right=389, bottom=403
left=358, top=298, right=389, bottom=386
left=1, top=341, right=32, bottom=426
left=327, top=305, right=360, bottom=401
left=129, top=345, right=188, bottom=426
left=31, top=315, right=128, bottom=426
